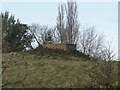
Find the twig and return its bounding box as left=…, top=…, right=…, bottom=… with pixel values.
left=2, top=53, right=14, bottom=74
left=2, top=73, right=27, bottom=87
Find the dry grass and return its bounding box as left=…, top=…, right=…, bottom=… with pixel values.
left=2, top=49, right=119, bottom=88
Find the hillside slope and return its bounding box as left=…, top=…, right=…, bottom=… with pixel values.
left=2, top=47, right=118, bottom=88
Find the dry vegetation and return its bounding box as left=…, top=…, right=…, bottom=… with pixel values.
left=2, top=47, right=118, bottom=88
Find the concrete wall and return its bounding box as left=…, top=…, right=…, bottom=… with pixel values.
left=42, top=44, right=76, bottom=51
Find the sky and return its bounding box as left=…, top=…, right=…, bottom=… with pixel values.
left=1, top=1, right=118, bottom=59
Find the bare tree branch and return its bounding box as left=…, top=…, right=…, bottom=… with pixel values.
left=57, top=0, right=79, bottom=44
left=2, top=52, right=14, bottom=74
left=2, top=73, right=27, bottom=87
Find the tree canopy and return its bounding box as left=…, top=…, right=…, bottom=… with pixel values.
left=1, top=11, right=33, bottom=53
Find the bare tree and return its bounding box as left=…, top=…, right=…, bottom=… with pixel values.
left=52, top=27, right=61, bottom=44
left=29, top=24, right=41, bottom=46
left=57, top=0, right=79, bottom=44
left=79, top=26, right=104, bottom=59
left=30, top=24, right=55, bottom=45
left=65, top=0, right=79, bottom=44
left=57, top=4, right=66, bottom=44
left=88, top=42, right=117, bottom=88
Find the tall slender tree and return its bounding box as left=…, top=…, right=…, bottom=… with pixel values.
left=65, top=0, right=79, bottom=44
left=57, top=0, right=79, bottom=44
left=57, top=4, right=66, bottom=44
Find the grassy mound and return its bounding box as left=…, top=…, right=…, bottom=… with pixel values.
left=2, top=47, right=118, bottom=88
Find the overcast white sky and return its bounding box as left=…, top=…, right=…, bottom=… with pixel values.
left=1, top=1, right=118, bottom=59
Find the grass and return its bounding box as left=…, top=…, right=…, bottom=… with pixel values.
left=2, top=47, right=119, bottom=88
